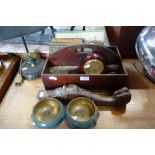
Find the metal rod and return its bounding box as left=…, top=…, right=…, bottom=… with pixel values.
left=21, top=36, right=29, bottom=53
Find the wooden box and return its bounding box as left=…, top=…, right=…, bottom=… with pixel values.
left=0, top=54, right=20, bottom=103
left=42, top=44, right=128, bottom=91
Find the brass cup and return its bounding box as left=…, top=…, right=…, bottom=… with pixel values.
left=66, top=97, right=96, bottom=122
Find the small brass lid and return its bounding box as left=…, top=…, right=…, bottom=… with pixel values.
left=83, top=59, right=104, bottom=74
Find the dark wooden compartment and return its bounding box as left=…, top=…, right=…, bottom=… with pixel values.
left=0, top=54, right=20, bottom=103
left=42, top=44, right=128, bottom=91
left=106, top=26, right=144, bottom=58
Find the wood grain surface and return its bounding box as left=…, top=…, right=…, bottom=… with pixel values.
left=0, top=54, right=19, bottom=103
left=0, top=59, right=155, bottom=129
left=106, top=26, right=144, bottom=58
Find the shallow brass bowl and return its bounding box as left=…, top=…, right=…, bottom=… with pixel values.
left=33, top=99, right=61, bottom=123
left=67, top=97, right=96, bottom=122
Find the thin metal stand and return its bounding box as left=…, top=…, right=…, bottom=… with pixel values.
left=21, top=36, right=29, bottom=53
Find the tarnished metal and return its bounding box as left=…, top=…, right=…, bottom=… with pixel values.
left=83, top=59, right=104, bottom=74
left=65, top=97, right=99, bottom=128
left=32, top=98, right=65, bottom=129
left=67, top=97, right=96, bottom=122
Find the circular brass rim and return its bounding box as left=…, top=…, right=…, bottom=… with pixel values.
left=83, top=59, right=104, bottom=74
left=32, top=98, right=62, bottom=123
left=66, top=97, right=97, bottom=122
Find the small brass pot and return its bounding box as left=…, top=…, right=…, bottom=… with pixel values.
left=65, top=97, right=99, bottom=129
left=32, top=98, right=65, bottom=129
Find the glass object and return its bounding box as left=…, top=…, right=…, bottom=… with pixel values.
left=136, top=26, right=155, bottom=82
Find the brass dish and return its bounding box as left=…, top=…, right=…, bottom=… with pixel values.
left=33, top=99, right=61, bottom=123
left=32, top=98, right=65, bottom=128
left=67, top=97, right=96, bottom=122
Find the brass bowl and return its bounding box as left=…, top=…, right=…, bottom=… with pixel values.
left=66, top=97, right=99, bottom=128
left=32, top=98, right=65, bottom=128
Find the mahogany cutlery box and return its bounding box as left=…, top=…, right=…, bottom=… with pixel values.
left=42, top=44, right=128, bottom=91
